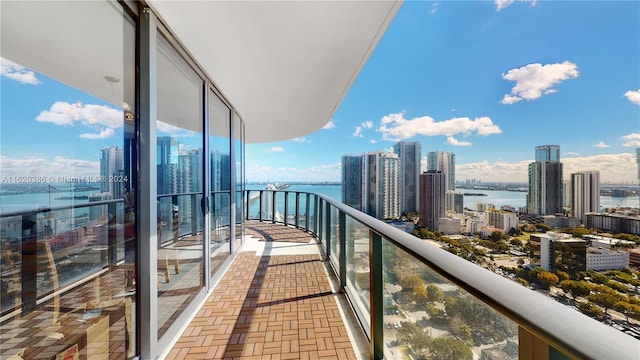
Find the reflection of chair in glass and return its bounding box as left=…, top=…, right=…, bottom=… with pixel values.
left=157, top=218, right=180, bottom=284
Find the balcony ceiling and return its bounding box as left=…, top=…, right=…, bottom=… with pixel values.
left=149, top=0, right=401, bottom=143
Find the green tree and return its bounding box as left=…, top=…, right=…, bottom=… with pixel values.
left=396, top=321, right=431, bottom=354
left=578, top=302, right=604, bottom=319
left=555, top=271, right=570, bottom=283
left=569, top=227, right=591, bottom=238
left=516, top=277, right=529, bottom=287
left=426, top=284, right=444, bottom=302
left=536, top=271, right=559, bottom=290
left=400, top=275, right=423, bottom=293
left=559, top=280, right=591, bottom=301
left=490, top=230, right=503, bottom=242
left=588, top=292, right=621, bottom=315
left=510, top=238, right=522, bottom=247
left=429, top=337, right=473, bottom=360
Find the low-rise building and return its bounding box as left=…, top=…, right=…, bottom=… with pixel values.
left=586, top=248, right=629, bottom=271
left=487, top=209, right=518, bottom=233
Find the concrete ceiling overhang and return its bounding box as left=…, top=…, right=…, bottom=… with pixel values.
left=148, top=0, right=402, bottom=144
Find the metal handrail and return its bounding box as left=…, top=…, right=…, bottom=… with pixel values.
left=249, top=189, right=639, bottom=360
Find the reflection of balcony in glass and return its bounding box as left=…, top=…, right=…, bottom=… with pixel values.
left=100, top=147, right=123, bottom=199
left=211, top=151, right=231, bottom=192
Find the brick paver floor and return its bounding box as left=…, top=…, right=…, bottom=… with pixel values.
left=165, top=222, right=359, bottom=360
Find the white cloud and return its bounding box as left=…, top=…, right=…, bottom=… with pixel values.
left=564, top=152, right=580, bottom=157
left=353, top=120, right=374, bottom=138
left=494, top=0, right=537, bottom=11
left=622, top=133, right=640, bottom=147
left=430, top=3, right=438, bottom=14
left=362, top=121, right=374, bottom=129
left=37, top=101, right=123, bottom=128
left=157, top=120, right=196, bottom=138
left=322, top=120, right=335, bottom=129
left=1, top=58, right=40, bottom=85
left=457, top=153, right=636, bottom=183
left=0, top=155, right=99, bottom=178
left=80, top=128, right=115, bottom=140
left=377, top=112, right=502, bottom=141
left=370, top=139, right=378, bottom=144
left=267, top=146, right=284, bottom=153
left=446, top=137, right=472, bottom=147
left=501, top=61, right=579, bottom=104
left=353, top=126, right=364, bottom=138
left=594, top=141, right=610, bottom=149
left=292, top=137, right=310, bottom=143
left=495, top=0, right=515, bottom=11
left=624, top=89, right=640, bottom=105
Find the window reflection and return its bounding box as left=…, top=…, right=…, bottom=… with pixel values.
left=209, top=90, right=231, bottom=275
left=0, top=1, right=136, bottom=359
left=156, top=32, right=204, bottom=338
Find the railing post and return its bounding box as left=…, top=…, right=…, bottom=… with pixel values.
left=339, top=211, right=346, bottom=289
left=244, top=190, right=249, bottom=221
left=305, top=193, right=310, bottom=232
left=107, top=202, right=118, bottom=265
left=271, top=191, right=276, bottom=224
left=295, top=192, right=300, bottom=228
left=318, top=200, right=323, bottom=240
left=191, top=194, right=198, bottom=236
left=259, top=190, right=263, bottom=222
left=369, top=231, right=384, bottom=360
left=284, top=191, right=289, bottom=226
left=325, top=202, right=331, bottom=259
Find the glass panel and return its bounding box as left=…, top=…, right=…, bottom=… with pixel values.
left=382, top=239, right=518, bottom=360
left=286, top=192, right=296, bottom=225
left=0, top=1, right=136, bottom=358
left=156, top=32, right=204, bottom=338
left=298, top=193, right=308, bottom=229
left=274, top=191, right=285, bottom=223
left=344, top=217, right=371, bottom=332
left=209, top=90, right=231, bottom=276
left=308, top=195, right=315, bottom=231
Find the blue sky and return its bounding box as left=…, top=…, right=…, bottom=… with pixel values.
left=245, top=0, right=640, bottom=183
left=1, top=1, right=639, bottom=185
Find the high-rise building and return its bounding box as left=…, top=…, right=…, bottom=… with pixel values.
left=363, top=152, right=400, bottom=219
left=535, top=145, right=560, bottom=162
left=427, top=151, right=455, bottom=192
left=393, top=141, right=421, bottom=214
left=419, top=170, right=446, bottom=230
left=177, top=149, right=203, bottom=223
left=341, top=155, right=364, bottom=211
left=527, top=145, right=563, bottom=215
left=571, top=171, right=600, bottom=222
left=445, top=190, right=464, bottom=214
left=100, top=146, right=124, bottom=199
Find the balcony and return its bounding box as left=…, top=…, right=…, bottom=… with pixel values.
left=164, top=190, right=638, bottom=359
left=1, top=190, right=638, bottom=359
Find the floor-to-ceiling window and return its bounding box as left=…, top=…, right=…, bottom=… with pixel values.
left=155, top=32, right=205, bottom=338
left=209, top=90, right=231, bottom=274
left=0, top=1, right=137, bottom=358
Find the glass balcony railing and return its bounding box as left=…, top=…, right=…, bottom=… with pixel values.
left=246, top=189, right=639, bottom=360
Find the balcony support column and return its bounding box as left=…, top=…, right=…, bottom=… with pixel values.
left=139, top=6, right=159, bottom=359
left=271, top=191, right=276, bottom=224
left=369, top=231, right=383, bottom=360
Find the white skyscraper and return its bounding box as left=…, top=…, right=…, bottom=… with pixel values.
left=363, top=152, right=400, bottom=219
left=571, top=171, right=600, bottom=222
left=393, top=141, right=421, bottom=214
left=100, top=146, right=124, bottom=199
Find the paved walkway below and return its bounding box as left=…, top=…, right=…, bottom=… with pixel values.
left=165, top=221, right=366, bottom=359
